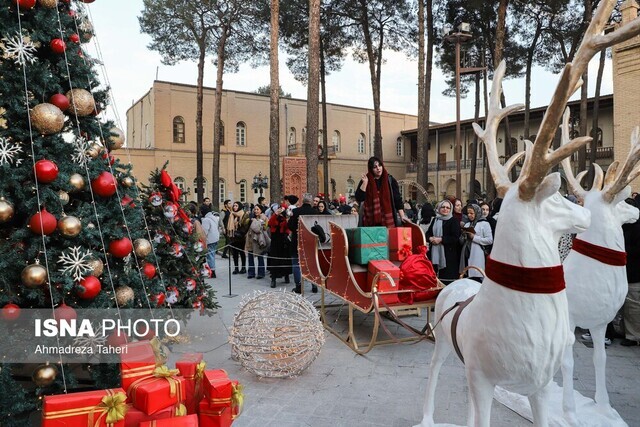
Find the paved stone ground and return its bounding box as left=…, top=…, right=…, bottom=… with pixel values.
left=170, top=254, right=640, bottom=427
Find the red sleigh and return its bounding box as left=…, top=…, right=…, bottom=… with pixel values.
left=297, top=215, right=444, bottom=354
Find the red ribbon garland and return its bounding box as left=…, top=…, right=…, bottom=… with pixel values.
left=485, top=256, right=565, bottom=294
left=571, top=238, right=627, bottom=266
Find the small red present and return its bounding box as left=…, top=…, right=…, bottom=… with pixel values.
left=198, top=399, right=233, bottom=427
left=127, top=366, right=186, bottom=415
left=388, top=227, right=412, bottom=261
left=367, top=260, right=401, bottom=305
left=120, top=339, right=164, bottom=391
left=202, top=370, right=244, bottom=416
left=124, top=402, right=186, bottom=427
left=176, top=353, right=206, bottom=414
left=139, top=413, right=198, bottom=427
left=42, top=388, right=128, bottom=427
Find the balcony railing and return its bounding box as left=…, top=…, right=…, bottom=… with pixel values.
left=287, top=144, right=337, bottom=158
left=406, top=159, right=486, bottom=173
left=570, top=146, right=614, bottom=162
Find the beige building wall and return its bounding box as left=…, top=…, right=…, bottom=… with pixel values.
left=613, top=0, right=640, bottom=191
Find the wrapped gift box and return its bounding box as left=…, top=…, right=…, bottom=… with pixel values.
left=176, top=353, right=205, bottom=414
left=388, top=227, right=412, bottom=261
left=367, top=260, right=401, bottom=305
left=202, top=370, right=232, bottom=407
left=120, top=340, right=158, bottom=391
left=124, top=403, right=186, bottom=427
left=346, top=226, right=388, bottom=265
left=198, top=399, right=233, bottom=427
left=128, top=366, right=186, bottom=415
left=139, top=413, right=198, bottom=427
left=42, top=388, right=127, bottom=427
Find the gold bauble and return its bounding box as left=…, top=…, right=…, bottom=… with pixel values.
left=121, top=176, right=134, bottom=188
left=0, top=107, right=6, bottom=129
left=22, top=263, right=48, bottom=288
left=58, top=215, right=82, bottom=237
left=69, top=173, right=85, bottom=192
left=86, top=142, right=103, bottom=159
left=65, top=89, right=95, bottom=117
left=87, top=222, right=95, bottom=229
left=32, top=364, right=57, bottom=387
left=58, top=190, right=69, bottom=205
left=80, top=20, right=94, bottom=42
left=107, top=127, right=125, bottom=150
left=37, top=0, right=58, bottom=8
left=88, top=258, right=104, bottom=277
left=115, top=285, right=135, bottom=306
left=133, top=238, right=152, bottom=257
left=0, top=197, right=14, bottom=223
left=31, top=103, right=65, bottom=135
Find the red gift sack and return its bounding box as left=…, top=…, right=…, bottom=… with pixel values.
left=398, top=245, right=439, bottom=304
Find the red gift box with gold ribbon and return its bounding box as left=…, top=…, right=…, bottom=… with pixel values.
left=120, top=339, right=166, bottom=391
left=123, top=402, right=186, bottom=427
left=367, top=259, right=401, bottom=305
left=388, top=227, right=412, bottom=261
left=127, top=365, right=186, bottom=415
left=139, top=413, right=198, bottom=427
left=176, top=353, right=206, bottom=414
left=198, top=399, right=233, bottom=427
left=42, top=388, right=128, bottom=427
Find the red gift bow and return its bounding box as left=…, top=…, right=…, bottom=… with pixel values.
left=398, top=244, right=412, bottom=259
left=160, top=170, right=172, bottom=187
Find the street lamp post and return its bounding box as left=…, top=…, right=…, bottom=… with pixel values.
left=444, top=23, right=483, bottom=201
left=252, top=172, right=269, bottom=199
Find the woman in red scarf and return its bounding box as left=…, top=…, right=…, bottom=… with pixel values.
left=355, top=156, right=407, bottom=227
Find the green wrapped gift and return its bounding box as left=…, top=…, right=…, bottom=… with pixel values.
left=346, top=226, right=389, bottom=265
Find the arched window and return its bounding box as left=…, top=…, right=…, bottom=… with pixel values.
left=332, top=130, right=341, bottom=152
left=239, top=180, right=247, bottom=203
left=193, top=177, right=208, bottom=199
left=346, top=178, right=355, bottom=196
left=357, top=133, right=365, bottom=154
left=218, top=179, right=226, bottom=205
left=235, top=122, right=246, bottom=146
left=591, top=128, right=603, bottom=147
left=217, top=121, right=225, bottom=146
left=318, top=129, right=324, bottom=145
left=301, top=127, right=307, bottom=144
left=288, top=127, right=296, bottom=148
left=396, top=137, right=403, bottom=157
left=174, top=177, right=186, bottom=201
left=173, top=116, right=185, bottom=143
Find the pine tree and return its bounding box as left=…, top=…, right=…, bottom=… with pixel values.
left=0, top=2, right=213, bottom=424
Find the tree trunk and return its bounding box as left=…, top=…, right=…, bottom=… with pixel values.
left=483, top=50, right=494, bottom=200
left=494, top=0, right=513, bottom=181
left=195, top=43, right=205, bottom=204
left=578, top=69, right=588, bottom=172
left=591, top=47, right=606, bottom=164
left=269, top=0, right=281, bottom=202
left=416, top=0, right=426, bottom=203
left=524, top=24, right=542, bottom=139
left=424, top=0, right=433, bottom=201
left=320, top=41, right=329, bottom=199
left=469, top=72, right=480, bottom=198
left=212, top=32, right=228, bottom=209
left=306, top=0, right=321, bottom=195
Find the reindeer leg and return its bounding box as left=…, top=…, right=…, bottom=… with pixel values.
left=529, top=383, right=551, bottom=427
left=466, top=368, right=493, bottom=427
left=413, top=338, right=452, bottom=427
left=590, top=325, right=611, bottom=411
left=561, top=323, right=579, bottom=426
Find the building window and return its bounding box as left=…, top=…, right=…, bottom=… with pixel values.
left=145, top=123, right=151, bottom=148
left=302, top=127, right=307, bottom=144
left=357, top=133, right=365, bottom=154
left=591, top=128, right=603, bottom=147
left=193, top=177, right=208, bottom=199
left=288, top=127, right=296, bottom=147
left=332, top=130, right=341, bottom=152
left=217, top=121, right=225, bottom=146
left=173, top=116, right=185, bottom=143
left=219, top=179, right=226, bottom=205
left=396, top=137, right=403, bottom=157
left=235, top=122, right=246, bottom=146
left=346, top=178, right=355, bottom=196
left=239, top=180, right=247, bottom=203
left=174, top=177, right=186, bottom=202
left=318, top=129, right=324, bottom=145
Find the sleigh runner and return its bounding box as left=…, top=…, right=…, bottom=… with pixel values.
left=297, top=215, right=443, bottom=354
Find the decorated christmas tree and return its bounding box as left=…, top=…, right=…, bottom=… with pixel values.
left=0, top=1, right=215, bottom=424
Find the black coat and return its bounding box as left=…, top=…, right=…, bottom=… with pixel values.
left=288, top=203, right=318, bottom=256
left=624, top=220, right=640, bottom=283
left=426, top=216, right=462, bottom=281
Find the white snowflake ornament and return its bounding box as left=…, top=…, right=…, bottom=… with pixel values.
left=1, top=32, right=37, bottom=66
left=58, top=246, right=93, bottom=282
left=0, top=137, right=23, bottom=166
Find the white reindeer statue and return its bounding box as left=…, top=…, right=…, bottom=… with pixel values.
left=413, top=2, right=640, bottom=426
left=560, top=118, right=640, bottom=426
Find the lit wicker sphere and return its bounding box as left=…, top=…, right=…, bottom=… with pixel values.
left=31, top=103, right=65, bottom=135
left=65, top=89, right=95, bottom=116
left=230, top=291, right=325, bottom=378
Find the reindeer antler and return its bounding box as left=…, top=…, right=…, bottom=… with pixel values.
left=602, top=127, right=640, bottom=203
left=516, top=0, right=640, bottom=201
left=472, top=61, right=524, bottom=197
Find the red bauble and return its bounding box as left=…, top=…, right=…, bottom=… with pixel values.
left=152, top=293, right=165, bottom=307
left=77, top=276, right=101, bottom=299
left=69, top=34, right=80, bottom=43
left=54, top=303, right=77, bottom=322
left=91, top=171, right=117, bottom=197
left=34, top=159, right=59, bottom=183
left=68, top=9, right=75, bottom=16
left=49, top=94, right=70, bottom=111
left=1, top=303, right=21, bottom=321
left=121, top=195, right=133, bottom=206
left=109, top=237, right=132, bottom=258
left=81, top=0, right=96, bottom=3
left=107, top=330, right=129, bottom=347
left=13, top=0, right=36, bottom=10
left=50, top=38, right=66, bottom=54
left=29, top=208, right=57, bottom=235
left=142, top=263, right=156, bottom=279
left=101, top=152, right=115, bottom=165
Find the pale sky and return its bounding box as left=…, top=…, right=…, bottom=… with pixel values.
left=85, top=1, right=613, bottom=130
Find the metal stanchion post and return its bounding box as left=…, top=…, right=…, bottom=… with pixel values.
left=223, top=246, right=237, bottom=298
